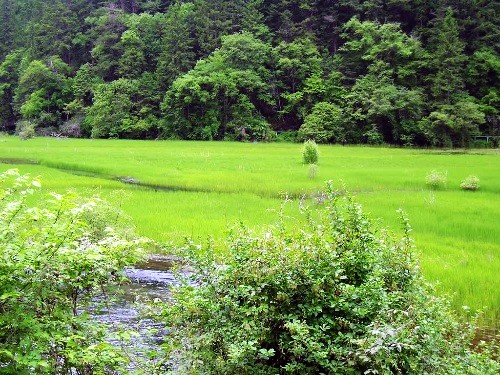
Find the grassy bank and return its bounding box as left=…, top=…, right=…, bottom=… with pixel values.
left=0, top=136, right=498, bottom=327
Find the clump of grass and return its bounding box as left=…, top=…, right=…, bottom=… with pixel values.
left=308, top=163, right=318, bottom=179
left=302, top=140, right=319, bottom=164
left=460, top=175, right=480, bottom=191
left=425, top=170, right=447, bottom=190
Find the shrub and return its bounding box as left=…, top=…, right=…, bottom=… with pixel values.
left=59, top=115, right=84, bottom=138
left=363, top=125, right=384, bottom=145
left=298, top=102, right=345, bottom=143
left=425, top=170, right=447, bottom=190
left=418, top=100, right=485, bottom=148
left=161, top=182, right=498, bottom=374
left=302, top=140, right=319, bottom=164
left=460, top=175, right=480, bottom=191
left=0, top=169, right=146, bottom=373
left=15, top=120, right=36, bottom=140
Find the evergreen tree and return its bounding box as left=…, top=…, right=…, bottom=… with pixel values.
left=337, top=17, right=421, bottom=85
left=273, top=37, right=323, bottom=129
left=117, top=30, right=146, bottom=78
left=125, top=13, right=167, bottom=72
left=88, top=6, right=127, bottom=81
left=192, top=0, right=267, bottom=57
left=156, top=3, right=197, bottom=89
left=0, top=0, right=497, bottom=144
left=28, top=0, right=79, bottom=63
left=425, top=7, right=466, bottom=103
left=0, top=0, right=15, bottom=61
left=345, top=62, right=424, bottom=144
left=86, top=78, right=139, bottom=138
left=449, top=0, right=499, bottom=53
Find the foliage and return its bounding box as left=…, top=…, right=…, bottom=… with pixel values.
left=161, top=183, right=499, bottom=374
left=466, top=48, right=500, bottom=99
left=0, top=169, right=146, bottom=374
left=301, top=139, right=319, bottom=164
left=338, top=17, right=421, bottom=82
left=345, top=63, right=425, bottom=144
left=418, top=99, right=486, bottom=147
left=298, top=102, right=344, bottom=144
left=337, top=16, right=425, bottom=145
left=363, top=125, right=384, bottom=145
left=275, top=130, right=298, bottom=143
left=0, top=50, right=25, bottom=132
left=15, top=119, right=35, bottom=140
left=156, top=3, right=196, bottom=89
left=0, top=1, right=497, bottom=146
left=13, top=57, right=71, bottom=130
left=460, top=175, right=480, bottom=191
left=190, top=0, right=267, bottom=57
left=117, top=29, right=146, bottom=78
left=274, top=37, right=324, bottom=125
left=86, top=76, right=160, bottom=139
left=86, top=79, right=137, bottom=138
left=87, top=6, right=127, bottom=81
left=425, top=170, right=447, bottom=190
left=425, top=8, right=466, bottom=103
left=161, top=32, right=273, bottom=141
left=65, top=63, right=102, bottom=115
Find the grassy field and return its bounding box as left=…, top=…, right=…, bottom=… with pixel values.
left=0, top=136, right=498, bottom=327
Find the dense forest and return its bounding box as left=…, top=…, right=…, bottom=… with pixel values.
left=0, top=0, right=498, bottom=146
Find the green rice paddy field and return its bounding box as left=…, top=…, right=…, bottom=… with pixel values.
left=0, top=136, right=498, bottom=328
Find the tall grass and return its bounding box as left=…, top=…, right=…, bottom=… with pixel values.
left=0, top=136, right=498, bottom=326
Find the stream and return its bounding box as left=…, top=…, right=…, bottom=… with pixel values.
left=92, top=256, right=182, bottom=371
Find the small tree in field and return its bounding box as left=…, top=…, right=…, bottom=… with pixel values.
left=161, top=182, right=498, bottom=374
left=302, top=139, right=319, bottom=164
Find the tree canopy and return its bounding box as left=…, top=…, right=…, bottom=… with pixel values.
left=0, top=0, right=498, bottom=146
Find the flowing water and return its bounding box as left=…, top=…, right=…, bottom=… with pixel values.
left=92, top=256, right=182, bottom=371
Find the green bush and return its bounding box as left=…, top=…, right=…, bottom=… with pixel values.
left=418, top=100, right=485, bottom=148
left=425, top=170, right=447, bottom=190
left=302, top=140, right=319, bottom=164
left=0, top=169, right=146, bottom=374
left=363, top=125, right=384, bottom=145
left=15, top=120, right=36, bottom=140
left=298, top=102, right=345, bottom=144
left=460, top=175, right=480, bottom=191
left=161, top=182, right=498, bottom=374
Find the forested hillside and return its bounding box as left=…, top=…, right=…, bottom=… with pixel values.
left=0, top=0, right=498, bottom=146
